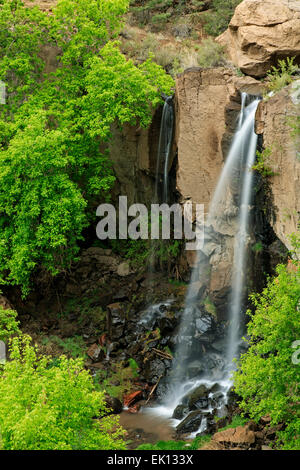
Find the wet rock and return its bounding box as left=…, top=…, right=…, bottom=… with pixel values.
left=210, top=390, right=226, bottom=409
left=195, top=315, right=213, bottom=335
left=182, top=384, right=210, bottom=410
left=143, top=358, right=167, bottom=384
left=157, top=316, right=177, bottom=336
left=107, top=303, right=126, bottom=340
left=155, top=380, right=170, bottom=402
left=186, top=360, right=205, bottom=379
left=215, top=405, right=229, bottom=419
left=176, top=410, right=204, bottom=434
left=105, top=395, right=123, bottom=414
left=212, top=338, right=227, bottom=353
left=172, top=405, right=188, bottom=420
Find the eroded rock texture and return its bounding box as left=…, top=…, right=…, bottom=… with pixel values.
left=256, top=81, right=300, bottom=251
left=218, top=0, right=300, bottom=77
left=175, top=67, right=264, bottom=315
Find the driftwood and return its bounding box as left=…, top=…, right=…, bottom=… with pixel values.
left=152, top=348, right=173, bottom=360
left=145, top=374, right=163, bottom=405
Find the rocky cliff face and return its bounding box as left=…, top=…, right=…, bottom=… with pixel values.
left=174, top=67, right=265, bottom=316
left=218, top=0, right=300, bottom=77
left=256, top=81, right=300, bottom=251
left=175, top=67, right=262, bottom=208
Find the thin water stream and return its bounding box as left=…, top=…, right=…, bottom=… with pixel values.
left=141, top=93, right=261, bottom=435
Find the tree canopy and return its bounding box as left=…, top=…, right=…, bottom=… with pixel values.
left=0, top=0, right=174, bottom=294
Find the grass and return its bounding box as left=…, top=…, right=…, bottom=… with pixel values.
left=136, top=434, right=211, bottom=450
left=217, top=414, right=248, bottom=432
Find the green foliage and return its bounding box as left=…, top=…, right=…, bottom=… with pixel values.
left=266, top=57, right=299, bottom=94
left=94, top=361, right=137, bottom=400
left=252, top=148, right=276, bottom=177
left=203, top=295, right=217, bottom=317
left=41, top=335, right=87, bottom=359
left=128, top=357, right=139, bottom=377
left=234, top=262, right=300, bottom=450
left=288, top=231, right=300, bottom=260
left=0, top=306, right=20, bottom=343
left=136, top=434, right=211, bottom=450
left=189, top=434, right=211, bottom=449
left=0, top=335, right=126, bottom=450
left=251, top=241, right=263, bottom=253
left=204, top=0, right=242, bottom=37
left=196, top=38, right=225, bottom=68
left=0, top=0, right=174, bottom=294
left=217, top=414, right=248, bottom=431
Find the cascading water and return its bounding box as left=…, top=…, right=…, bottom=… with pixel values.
left=226, top=97, right=260, bottom=368
left=155, top=95, right=174, bottom=203
left=146, top=93, right=261, bottom=433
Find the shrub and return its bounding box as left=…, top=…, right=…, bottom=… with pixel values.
left=234, top=261, right=300, bottom=450
left=196, top=38, right=225, bottom=67
left=0, top=306, right=20, bottom=343
left=0, top=335, right=126, bottom=450
left=204, top=0, right=242, bottom=37
left=266, top=57, right=299, bottom=94
left=252, top=147, right=277, bottom=177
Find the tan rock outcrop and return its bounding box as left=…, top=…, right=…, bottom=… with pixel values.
left=255, top=81, right=300, bottom=251
left=218, top=0, right=300, bottom=77
left=175, top=67, right=262, bottom=210
left=213, top=425, right=256, bottom=446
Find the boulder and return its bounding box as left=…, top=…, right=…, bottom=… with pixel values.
left=107, top=303, right=126, bottom=340
left=105, top=395, right=123, bottom=414
left=117, top=262, right=131, bottom=277
left=213, top=425, right=256, bottom=447
left=182, top=384, right=210, bottom=410
left=176, top=410, right=204, bottom=434
left=172, top=404, right=188, bottom=420
left=217, top=0, right=300, bottom=77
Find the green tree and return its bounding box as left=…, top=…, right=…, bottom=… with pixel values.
left=204, top=0, right=242, bottom=37
left=0, top=0, right=174, bottom=294
left=0, top=335, right=126, bottom=450
left=234, top=261, right=300, bottom=450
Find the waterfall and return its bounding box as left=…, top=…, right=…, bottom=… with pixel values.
left=155, top=96, right=174, bottom=203
left=147, top=93, right=260, bottom=428
left=226, top=97, right=260, bottom=368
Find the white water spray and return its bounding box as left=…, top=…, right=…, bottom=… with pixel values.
left=155, top=97, right=174, bottom=203
left=226, top=98, right=260, bottom=368
left=147, top=94, right=261, bottom=428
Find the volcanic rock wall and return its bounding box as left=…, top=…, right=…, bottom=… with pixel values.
left=256, top=81, right=300, bottom=252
